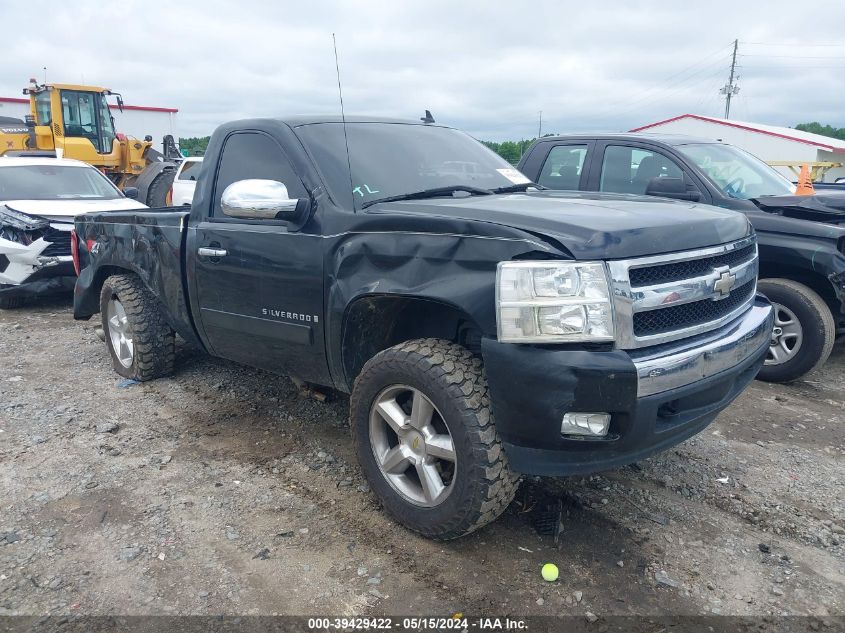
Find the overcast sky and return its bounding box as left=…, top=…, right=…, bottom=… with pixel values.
left=2, top=1, right=844, bottom=141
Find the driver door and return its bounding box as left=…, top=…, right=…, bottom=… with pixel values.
left=189, top=131, right=330, bottom=385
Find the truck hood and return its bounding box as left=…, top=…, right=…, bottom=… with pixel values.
left=370, top=191, right=751, bottom=259
left=0, top=198, right=147, bottom=223
left=752, top=193, right=845, bottom=224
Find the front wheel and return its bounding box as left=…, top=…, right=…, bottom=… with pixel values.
left=350, top=339, right=519, bottom=540
left=756, top=279, right=835, bottom=383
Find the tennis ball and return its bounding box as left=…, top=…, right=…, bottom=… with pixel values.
left=541, top=563, right=559, bottom=582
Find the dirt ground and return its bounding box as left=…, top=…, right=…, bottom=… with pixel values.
left=0, top=297, right=843, bottom=623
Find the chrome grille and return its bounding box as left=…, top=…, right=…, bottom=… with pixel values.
left=633, top=279, right=756, bottom=336
left=607, top=236, right=758, bottom=349
left=629, top=243, right=756, bottom=287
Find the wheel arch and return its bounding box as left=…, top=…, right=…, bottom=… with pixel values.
left=76, top=263, right=204, bottom=348
left=135, top=161, right=178, bottom=207
left=77, top=264, right=137, bottom=317
left=757, top=261, right=841, bottom=319
left=340, top=294, right=485, bottom=392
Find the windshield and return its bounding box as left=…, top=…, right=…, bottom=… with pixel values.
left=0, top=165, right=123, bottom=201
left=295, top=122, right=530, bottom=208
left=677, top=143, right=795, bottom=199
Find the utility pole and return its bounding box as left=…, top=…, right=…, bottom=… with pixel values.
left=538, top=110, right=542, bottom=138
left=720, top=39, right=740, bottom=119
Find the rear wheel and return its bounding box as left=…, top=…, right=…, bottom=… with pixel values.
left=99, top=274, right=175, bottom=381
left=756, top=278, right=835, bottom=383
left=350, top=338, right=519, bottom=540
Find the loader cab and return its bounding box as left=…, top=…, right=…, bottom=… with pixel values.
left=59, top=89, right=117, bottom=154
left=26, top=83, right=119, bottom=158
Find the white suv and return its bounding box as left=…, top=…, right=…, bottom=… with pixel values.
left=0, top=157, right=147, bottom=308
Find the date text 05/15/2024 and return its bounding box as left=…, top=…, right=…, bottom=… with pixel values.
left=306, top=617, right=528, bottom=630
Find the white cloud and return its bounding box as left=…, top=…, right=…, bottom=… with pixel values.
left=1, top=0, right=843, bottom=140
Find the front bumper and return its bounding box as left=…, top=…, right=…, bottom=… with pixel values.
left=0, top=224, right=74, bottom=299
left=482, top=296, right=773, bottom=476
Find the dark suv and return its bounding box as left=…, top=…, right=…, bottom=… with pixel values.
left=519, top=133, right=845, bottom=382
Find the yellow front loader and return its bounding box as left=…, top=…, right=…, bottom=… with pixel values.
left=0, top=80, right=181, bottom=206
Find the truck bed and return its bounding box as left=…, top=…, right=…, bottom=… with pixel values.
left=73, top=206, right=201, bottom=347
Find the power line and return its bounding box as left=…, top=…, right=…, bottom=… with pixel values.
left=595, top=42, right=735, bottom=115
left=694, top=68, right=731, bottom=113
left=742, top=64, right=845, bottom=69
left=743, top=41, right=845, bottom=47
left=741, top=53, right=845, bottom=59
left=601, top=52, right=734, bottom=117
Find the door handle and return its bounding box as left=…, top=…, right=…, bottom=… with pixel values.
left=198, top=247, right=228, bottom=258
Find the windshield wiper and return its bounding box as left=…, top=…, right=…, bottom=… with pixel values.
left=361, top=185, right=492, bottom=209
left=490, top=182, right=544, bottom=194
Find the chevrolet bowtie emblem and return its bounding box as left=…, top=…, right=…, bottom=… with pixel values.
left=713, top=270, right=736, bottom=296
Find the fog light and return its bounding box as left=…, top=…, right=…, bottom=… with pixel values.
left=561, top=412, right=610, bottom=437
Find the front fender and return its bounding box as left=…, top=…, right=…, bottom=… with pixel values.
left=323, top=229, right=556, bottom=389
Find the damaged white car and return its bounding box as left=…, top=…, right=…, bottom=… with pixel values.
left=0, top=157, right=147, bottom=309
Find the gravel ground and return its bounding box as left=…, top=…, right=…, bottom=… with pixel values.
left=0, top=297, right=843, bottom=623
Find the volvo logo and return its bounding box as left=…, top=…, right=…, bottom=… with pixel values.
left=713, top=267, right=736, bottom=297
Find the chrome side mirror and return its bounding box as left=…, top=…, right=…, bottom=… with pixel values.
left=221, top=179, right=301, bottom=220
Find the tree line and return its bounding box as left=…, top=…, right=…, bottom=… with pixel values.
left=178, top=136, right=210, bottom=155
left=794, top=122, right=845, bottom=141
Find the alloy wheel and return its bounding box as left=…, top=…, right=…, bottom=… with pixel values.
left=106, top=298, right=134, bottom=368
left=369, top=385, right=457, bottom=508
left=766, top=302, right=803, bottom=365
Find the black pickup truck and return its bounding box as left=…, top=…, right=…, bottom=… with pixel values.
left=518, top=134, right=845, bottom=382
left=73, top=117, right=773, bottom=539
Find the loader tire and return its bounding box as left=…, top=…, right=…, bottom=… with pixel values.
left=350, top=338, right=520, bottom=540
left=100, top=274, right=175, bottom=381
left=145, top=169, right=176, bottom=208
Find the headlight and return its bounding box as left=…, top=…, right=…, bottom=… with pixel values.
left=496, top=261, right=614, bottom=343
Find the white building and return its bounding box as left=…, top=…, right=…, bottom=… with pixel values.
left=630, top=114, right=845, bottom=182
left=0, top=95, right=178, bottom=154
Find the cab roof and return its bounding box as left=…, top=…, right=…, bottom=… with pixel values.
left=536, top=132, right=723, bottom=146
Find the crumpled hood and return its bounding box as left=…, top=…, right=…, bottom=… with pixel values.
left=369, top=190, right=752, bottom=259
left=1, top=198, right=147, bottom=223
left=752, top=193, right=845, bottom=223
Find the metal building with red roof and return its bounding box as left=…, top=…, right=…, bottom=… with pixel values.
left=630, top=114, right=845, bottom=182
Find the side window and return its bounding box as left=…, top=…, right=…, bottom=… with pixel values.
left=35, top=92, right=52, bottom=125
left=599, top=145, right=684, bottom=195
left=178, top=160, right=202, bottom=181
left=213, top=132, right=307, bottom=218
left=537, top=145, right=588, bottom=190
